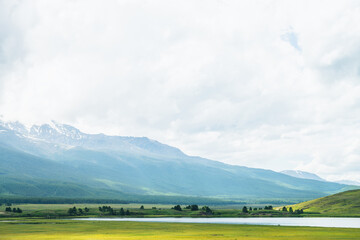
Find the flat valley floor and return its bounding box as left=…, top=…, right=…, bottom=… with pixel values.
left=1, top=220, right=360, bottom=240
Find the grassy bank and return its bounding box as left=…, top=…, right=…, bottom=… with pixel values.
left=287, top=189, right=360, bottom=217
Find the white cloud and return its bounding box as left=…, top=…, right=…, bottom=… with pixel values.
left=1, top=0, right=360, bottom=181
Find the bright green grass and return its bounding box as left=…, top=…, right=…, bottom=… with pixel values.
left=288, top=189, right=360, bottom=216
left=1, top=219, right=360, bottom=240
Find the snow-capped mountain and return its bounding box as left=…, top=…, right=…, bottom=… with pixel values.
left=0, top=120, right=185, bottom=159
left=0, top=119, right=355, bottom=200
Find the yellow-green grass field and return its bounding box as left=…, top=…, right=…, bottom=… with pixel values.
left=1, top=219, right=360, bottom=240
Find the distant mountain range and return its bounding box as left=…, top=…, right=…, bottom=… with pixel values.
left=280, top=170, right=360, bottom=186
left=0, top=120, right=356, bottom=202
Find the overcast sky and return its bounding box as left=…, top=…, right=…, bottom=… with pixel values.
left=1, top=0, right=360, bottom=182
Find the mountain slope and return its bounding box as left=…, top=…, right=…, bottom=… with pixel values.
left=290, top=189, right=360, bottom=215
left=280, top=170, right=326, bottom=181
left=0, top=120, right=355, bottom=201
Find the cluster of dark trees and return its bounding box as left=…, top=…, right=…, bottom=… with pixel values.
left=99, top=206, right=130, bottom=216
left=184, top=205, right=199, bottom=211
left=201, top=206, right=213, bottom=214
left=5, top=207, right=22, bottom=213
left=172, top=205, right=182, bottom=211
left=99, top=206, right=113, bottom=212
left=171, top=205, right=213, bottom=214
left=67, top=206, right=89, bottom=215
left=242, top=205, right=273, bottom=213
left=282, top=206, right=303, bottom=214
left=241, top=205, right=304, bottom=214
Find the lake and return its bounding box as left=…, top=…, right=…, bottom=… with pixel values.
left=74, top=217, right=360, bottom=228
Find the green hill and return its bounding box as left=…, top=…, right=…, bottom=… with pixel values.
left=290, top=189, right=360, bottom=216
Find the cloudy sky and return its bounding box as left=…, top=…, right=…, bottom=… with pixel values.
left=1, top=0, right=360, bottom=182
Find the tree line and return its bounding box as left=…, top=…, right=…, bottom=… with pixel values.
left=67, top=205, right=132, bottom=216
left=171, top=205, right=213, bottom=214
left=281, top=206, right=303, bottom=214
left=5, top=207, right=22, bottom=213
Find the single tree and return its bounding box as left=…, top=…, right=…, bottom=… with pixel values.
left=68, top=207, right=77, bottom=215
left=242, top=206, right=248, bottom=213
left=109, top=208, right=115, bottom=215
left=282, top=206, right=287, bottom=212
left=120, top=208, right=125, bottom=216
left=289, top=207, right=293, bottom=213
left=140, top=205, right=144, bottom=210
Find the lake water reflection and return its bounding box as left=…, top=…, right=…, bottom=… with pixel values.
left=74, top=217, right=360, bottom=228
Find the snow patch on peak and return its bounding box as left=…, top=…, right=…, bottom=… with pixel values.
left=1, top=121, right=29, bottom=135
left=28, top=121, right=84, bottom=140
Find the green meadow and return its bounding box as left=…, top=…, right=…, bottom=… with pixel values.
left=1, top=219, right=360, bottom=240
left=288, top=189, right=360, bottom=217
left=1, top=190, right=360, bottom=240
left=0, top=203, right=305, bottom=218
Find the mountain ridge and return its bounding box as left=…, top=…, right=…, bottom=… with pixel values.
left=0, top=120, right=356, bottom=201
left=280, top=170, right=326, bottom=182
